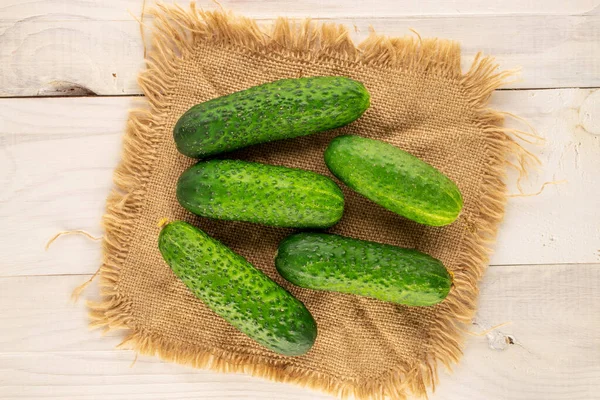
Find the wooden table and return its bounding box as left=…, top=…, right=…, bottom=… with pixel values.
left=1, top=1, right=599, bottom=399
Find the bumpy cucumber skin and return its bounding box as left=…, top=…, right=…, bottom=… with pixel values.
left=177, top=160, right=345, bottom=228
left=275, top=233, right=452, bottom=307
left=173, top=77, right=370, bottom=158
left=324, top=135, right=463, bottom=226
left=158, top=221, right=317, bottom=356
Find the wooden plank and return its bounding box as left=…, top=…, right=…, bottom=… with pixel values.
left=0, top=276, right=122, bottom=353
left=1, top=0, right=598, bottom=21
left=0, top=97, right=123, bottom=276
left=3, top=89, right=600, bottom=277
left=1, top=89, right=599, bottom=277
left=0, top=352, right=336, bottom=400
left=0, top=14, right=598, bottom=96
left=1, top=264, right=598, bottom=399
left=0, top=19, right=144, bottom=97
left=489, top=88, right=600, bottom=265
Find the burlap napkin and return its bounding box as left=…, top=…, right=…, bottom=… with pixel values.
left=88, top=4, right=530, bottom=399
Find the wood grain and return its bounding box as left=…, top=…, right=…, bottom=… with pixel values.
left=490, top=88, right=600, bottom=265
left=0, top=11, right=598, bottom=95
left=1, top=1, right=598, bottom=399
left=2, top=89, right=599, bottom=277
left=1, top=264, right=598, bottom=399
left=1, top=0, right=598, bottom=21
left=0, top=97, right=124, bottom=276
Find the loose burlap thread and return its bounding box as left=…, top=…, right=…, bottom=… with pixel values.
left=87, top=4, right=535, bottom=399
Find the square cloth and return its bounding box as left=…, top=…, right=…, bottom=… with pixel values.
left=89, top=4, right=529, bottom=399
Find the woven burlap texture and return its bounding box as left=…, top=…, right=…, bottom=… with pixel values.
left=88, top=4, right=534, bottom=399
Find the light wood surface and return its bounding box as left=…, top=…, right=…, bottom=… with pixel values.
left=1, top=1, right=599, bottom=399
left=2, top=0, right=599, bottom=20
left=2, top=265, right=599, bottom=399
left=0, top=4, right=599, bottom=95
left=1, top=90, right=598, bottom=277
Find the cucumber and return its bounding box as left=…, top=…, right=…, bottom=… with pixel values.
left=177, top=160, right=345, bottom=228
left=158, top=221, right=317, bottom=356
left=275, top=233, right=452, bottom=307
left=174, top=77, right=370, bottom=158
left=324, top=135, right=463, bottom=226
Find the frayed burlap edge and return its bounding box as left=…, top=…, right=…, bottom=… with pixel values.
left=84, top=3, right=537, bottom=399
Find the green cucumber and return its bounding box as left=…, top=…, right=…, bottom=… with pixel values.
left=275, top=233, right=452, bottom=306
left=324, top=135, right=463, bottom=226
left=158, top=221, right=317, bottom=356
left=174, top=77, right=370, bottom=158
left=177, top=160, right=344, bottom=228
